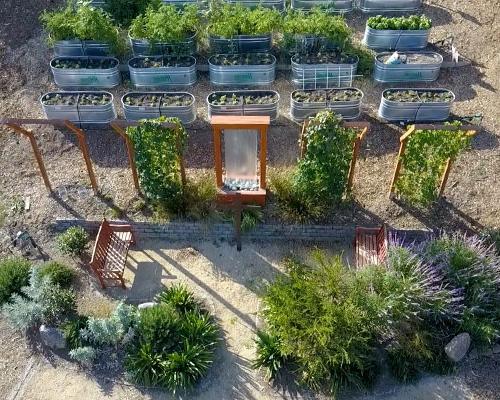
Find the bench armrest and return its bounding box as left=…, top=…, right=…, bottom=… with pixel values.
left=108, top=223, right=133, bottom=233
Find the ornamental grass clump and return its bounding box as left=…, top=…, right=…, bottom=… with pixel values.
left=0, top=257, right=31, bottom=305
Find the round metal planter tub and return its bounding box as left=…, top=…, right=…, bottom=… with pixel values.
left=209, top=34, right=272, bottom=54
left=291, top=55, right=359, bottom=89
left=129, top=56, right=197, bottom=88
left=207, top=90, right=280, bottom=120
left=129, top=32, right=197, bottom=56
left=50, top=56, right=121, bottom=89
left=359, top=0, right=422, bottom=13
left=121, top=92, right=196, bottom=124
left=291, top=0, right=353, bottom=12
left=363, top=26, right=429, bottom=50
left=53, top=40, right=112, bottom=57
left=374, top=52, right=443, bottom=83
left=225, top=0, right=286, bottom=10
left=290, top=88, right=364, bottom=122
left=378, top=88, right=455, bottom=122
left=40, top=91, right=116, bottom=124
left=208, top=54, right=276, bottom=87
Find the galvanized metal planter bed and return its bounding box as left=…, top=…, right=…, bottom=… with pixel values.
left=209, top=53, right=276, bottom=87
left=209, top=34, right=272, bottom=54
left=40, top=91, right=116, bottom=124
left=291, top=0, right=353, bottom=12
left=130, top=32, right=197, bottom=56
left=291, top=54, right=358, bottom=89
left=207, top=90, right=280, bottom=120
left=122, top=92, right=196, bottom=124
left=129, top=56, right=197, bottom=88
left=359, top=0, right=422, bottom=13
left=225, top=0, right=285, bottom=10
left=363, top=26, right=429, bottom=50
left=53, top=40, right=112, bottom=57
left=50, top=56, right=121, bottom=89
left=378, top=88, right=455, bottom=122
left=374, top=52, right=442, bottom=83
left=290, top=88, right=364, bottom=122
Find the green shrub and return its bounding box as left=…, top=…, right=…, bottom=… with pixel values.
left=126, top=288, right=218, bottom=392
left=69, top=346, right=97, bottom=367
left=38, top=262, right=75, bottom=289
left=100, top=0, right=159, bottom=27
left=183, top=172, right=218, bottom=220
left=62, top=316, right=90, bottom=350
left=241, top=208, right=263, bottom=232
left=57, top=226, right=89, bottom=256
left=129, top=4, right=199, bottom=44
left=253, top=330, right=287, bottom=379
left=0, top=257, right=31, bottom=304
left=262, top=253, right=379, bottom=394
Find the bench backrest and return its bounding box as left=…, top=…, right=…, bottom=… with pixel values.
left=376, top=225, right=388, bottom=262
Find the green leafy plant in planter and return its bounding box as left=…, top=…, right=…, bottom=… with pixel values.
left=395, top=123, right=471, bottom=206
left=127, top=117, right=188, bottom=214
left=98, top=0, right=161, bottom=27
left=57, top=226, right=89, bottom=256
left=207, top=3, right=282, bottom=37
left=367, top=14, right=432, bottom=31
left=129, top=4, right=199, bottom=51
left=0, top=257, right=31, bottom=305
left=125, top=285, right=218, bottom=392
left=40, top=4, right=125, bottom=54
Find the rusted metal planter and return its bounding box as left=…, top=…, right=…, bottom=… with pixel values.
left=291, top=55, right=358, bottom=89
left=290, top=88, right=364, bottom=122
left=374, top=52, right=442, bottom=83
left=53, top=40, right=112, bottom=57
left=40, top=91, right=116, bottom=124
left=359, top=0, right=422, bottom=13
left=207, top=90, right=280, bottom=120
left=129, top=56, right=197, bottom=88
left=50, top=56, right=121, bottom=89
left=378, top=88, right=455, bottom=122
left=129, top=32, right=197, bottom=56
left=209, top=34, right=272, bottom=54
left=121, top=92, right=196, bottom=124
left=363, top=26, right=429, bottom=50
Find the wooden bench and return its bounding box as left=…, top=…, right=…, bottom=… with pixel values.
left=353, top=225, right=388, bottom=269
left=90, top=219, right=136, bottom=289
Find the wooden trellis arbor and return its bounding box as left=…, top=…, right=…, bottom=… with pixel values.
left=0, top=118, right=98, bottom=194
left=389, top=123, right=477, bottom=199
left=300, top=120, right=371, bottom=192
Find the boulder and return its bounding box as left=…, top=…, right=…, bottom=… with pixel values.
left=39, top=325, right=66, bottom=350
left=138, top=302, right=157, bottom=310
left=445, top=332, right=471, bottom=362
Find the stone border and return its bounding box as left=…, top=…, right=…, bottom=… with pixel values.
left=54, top=218, right=432, bottom=244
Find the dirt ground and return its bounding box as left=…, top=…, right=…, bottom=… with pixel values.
left=0, top=0, right=499, bottom=399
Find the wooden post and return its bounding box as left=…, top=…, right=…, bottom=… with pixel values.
left=213, top=126, right=223, bottom=188
left=299, top=120, right=309, bottom=159
left=233, top=193, right=243, bottom=251
left=260, top=126, right=267, bottom=189
left=389, top=125, right=415, bottom=198
left=64, top=121, right=98, bottom=194
left=6, top=123, right=52, bottom=193
left=438, top=157, right=454, bottom=197
left=110, top=121, right=141, bottom=193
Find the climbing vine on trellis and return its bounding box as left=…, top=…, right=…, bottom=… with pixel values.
left=395, top=122, right=471, bottom=206
left=295, top=110, right=358, bottom=205
left=127, top=118, right=187, bottom=212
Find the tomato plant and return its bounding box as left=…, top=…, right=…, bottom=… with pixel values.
left=395, top=122, right=471, bottom=206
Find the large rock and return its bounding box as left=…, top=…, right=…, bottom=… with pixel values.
left=39, top=325, right=66, bottom=350
left=445, top=332, right=471, bottom=362
left=138, top=302, right=157, bottom=310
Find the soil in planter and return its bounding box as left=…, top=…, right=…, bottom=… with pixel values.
left=211, top=53, right=274, bottom=66
left=130, top=56, right=194, bottom=68
left=384, top=89, right=453, bottom=103
left=41, top=93, right=78, bottom=105
left=243, top=92, right=278, bottom=105
left=79, top=93, right=112, bottom=105
left=377, top=53, right=440, bottom=64
left=52, top=58, right=117, bottom=69
left=208, top=93, right=242, bottom=106
left=161, top=94, right=193, bottom=107
left=123, top=93, right=161, bottom=107
left=292, top=89, right=361, bottom=103
left=293, top=51, right=357, bottom=65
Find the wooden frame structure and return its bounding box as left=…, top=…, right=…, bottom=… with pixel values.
left=110, top=120, right=186, bottom=195
left=300, top=120, right=370, bottom=192
left=389, top=124, right=477, bottom=199
left=211, top=116, right=270, bottom=206
left=0, top=118, right=98, bottom=194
